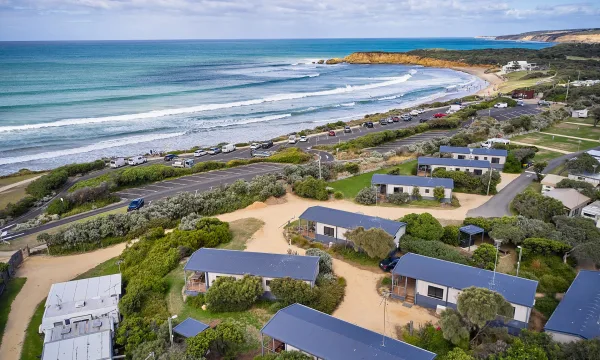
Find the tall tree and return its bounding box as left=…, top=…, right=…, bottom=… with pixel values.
left=533, top=161, right=548, bottom=182
left=345, top=227, right=396, bottom=259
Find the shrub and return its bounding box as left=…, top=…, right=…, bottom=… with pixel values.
left=344, top=162, right=360, bottom=174
left=0, top=196, right=37, bottom=219
left=441, top=225, right=460, bottom=246
left=472, top=243, right=497, bottom=270
left=333, top=191, right=344, bottom=200
left=270, top=277, right=318, bottom=306
left=305, top=248, right=333, bottom=274
left=400, top=213, right=444, bottom=241
left=345, top=227, right=397, bottom=259
left=205, top=275, right=263, bottom=312
left=355, top=187, right=376, bottom=205
left=433, top=186, right=445, bottom=201
left=311, top=277, right=346, bottom=314
left=534, top=295, right=559, bottom=319
left=433, top=168, right=501, bottom=195
left=411, top=186, right=422, bottom=200
left=513, top=191, right=566, bottom=222
left=503, top=153, right=523, bottom=173
left=400, top=235, right=470, bottom=265
left=186, top=293, right=205, bottom=309
left=26, top=169, right=69, bottom=199
left=387, top=192, right=411, bottom=205
left=522, top=238, right=571, bottom=257
left=293, top=177, right=329, bottom=201
left=539, top=274, right=570, bottom=294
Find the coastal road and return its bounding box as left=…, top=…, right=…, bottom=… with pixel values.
left=466, top=147, right=597, bottom=218
left=6, top=163, right=287, bottom=242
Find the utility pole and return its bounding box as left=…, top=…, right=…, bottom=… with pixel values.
left=168, top=315, right=178, bottom=347
left=516, top=246, right=523, bottom=277
left=491, top=240, right=501, bottom=287
left=486, top=167, right=492, bottom=196
left=565, top=78, right=570, bottom=102
left=318, top=154, right=322, bottom=179
left=379, top=291, right=391, bottom=347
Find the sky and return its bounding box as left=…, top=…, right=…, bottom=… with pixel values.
left=0, top=0, right=599, bottom=41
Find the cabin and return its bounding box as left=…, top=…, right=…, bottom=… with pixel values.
left=417, top=157, right=491, bottom=176
left=439, top=146, right=507, bottom=170
left=571, top=109, right=589, bottom=118
left=298, top=206, right=406, bottom=247
left=502, top=61, right=536, bottom=73
left=543, top=188, right=591, bottom=216
left=40, top=275, right=122, bottom=336
left=260, top=303, right=437, bottom=360
left=391, top=253, right=538, bottom=335
left=544, top=271, right=600, bottom=343
left=183, top=248, right=319, bottom=298
left=540, top=174, right=568, bottom=193
left=371, top=174, right=454, bottom=203
left=41, top=327, right=113, bottom=360
left=581, top=201, right=600, bottom=228
left=568, top=172, right=600, bottom=187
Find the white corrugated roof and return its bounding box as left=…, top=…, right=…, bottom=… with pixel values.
left=42, top=330, right=112, bottom=360
left=46, top=275, right=121, bottom=307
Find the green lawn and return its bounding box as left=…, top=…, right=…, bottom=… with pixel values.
left=329, top=160, right=417, bottom=198
left=218, top=218, right=264, bottom=251
left=565, top=117, right=598, bottom=126
left=511, top=132, right=598, bottom=153
left=0, top=278, right=27, bottom=347
left=533, top=149, right=564, bottom=163
left=0, top=173, right=43, bottom=187
left=544, top=123, right=600, bottom=141
left=0, top=187, right=28, bottom=209
left=74, top=257, right=121, bottom=280
left=20, top=298, right=45, bottom=360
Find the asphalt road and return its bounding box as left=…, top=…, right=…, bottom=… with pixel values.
left=466, top=147, right=598, bottom=218
left=2, top=163, right=287, bottom=242
left=477, top=104, right=541, bottom=122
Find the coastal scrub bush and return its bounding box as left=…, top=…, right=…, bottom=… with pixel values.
left=345, top=227, right=396, bottom=259
left=432, top=168, right=501, bottom=195
left=400, top=235, right=470, bottom=265
left=205, top=275, right=263, bottom=312
left=0, top=196, right=37, bottom=220
left=472, top=243, right=497, bottom=270
left=512, top=190, right=566, bottom=222
left=433, top=186, right=445, bottom=201
left=46, top=182, right=119, bottom=216
left=355, top=187, right=376, bottom=205
left=534, top=295, right=559, bottom=319
left=333, top=191, right=344, bottom=199
left=270, top=277, right=317, bottom=306
left=503, top=153, right=523, bottom=173
left=293, top=177, right=328, bottom=201
left=344, top=162, right=360, bottom=174
left=441, top=225, right=460, bottom=246
left=400, top=213, right=444, bottom=241
left=305, top=248, right=333, bottom=274
left=522, top=238, right=571, bottom=258
left=387, top=192, right=410, bottom=205
left=27, top=160, right=106, bottom=199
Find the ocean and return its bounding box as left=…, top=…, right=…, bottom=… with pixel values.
left=0, top=38, right=552, bottom=175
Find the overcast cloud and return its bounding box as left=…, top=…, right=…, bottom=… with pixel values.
left=0, top=0, right=598, bottom=40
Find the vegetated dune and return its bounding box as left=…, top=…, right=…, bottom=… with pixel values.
left=335, top=52, right=488, bottom=68
left=494, top=28, right=600, bottom=44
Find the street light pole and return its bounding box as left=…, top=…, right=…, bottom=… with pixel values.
left=516, top=246, right=523, bottom=277
left=486, top=167, right=492, bottom=196
left=168, top=315, right=178, bottom=347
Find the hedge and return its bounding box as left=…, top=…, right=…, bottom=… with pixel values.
left=293, top=177, right=329, bottom=201
left=204, top=275, right=263, bottom=312
left=400, top=235, right=471, bottom=265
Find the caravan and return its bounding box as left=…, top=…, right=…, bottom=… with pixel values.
left=222, top=144, right=236, bottom=153
left=481, top=138, right=510, bottom=148
left=109, top=158, right=127, bottom=168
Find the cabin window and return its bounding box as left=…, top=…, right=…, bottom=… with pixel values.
left=484, top=157, right=488, bottom=160
left=474, top=156, right=479, bottom=160
left=509, top=306, right=516, bottom=319
left=458, top=155, right=465, bottom=159
left=455, top=168, right=460, bottom=171
left=474, top=169, right=483, bottom=175
left=266, top=280, right=271, bottom=287
left=425, top=189, right=430, bottom=194
left=394, top=187, right=403, bottom=193
left=324, top=226, right=335, bottom=237
left=427, top=286, right=444, bottom=300
left=491, top=157, right=500, bottom=164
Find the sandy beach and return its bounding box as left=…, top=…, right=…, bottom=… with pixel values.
left=452, top=66, right=505, bottom=96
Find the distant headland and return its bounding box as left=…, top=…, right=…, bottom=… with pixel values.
left=478, top=28, right=600, bottom=44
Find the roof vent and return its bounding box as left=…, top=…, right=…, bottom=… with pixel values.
left=75, top=301, right=85, bottom=308
left=92, top=319, right=102, bottom=328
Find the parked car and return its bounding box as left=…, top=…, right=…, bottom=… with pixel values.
left=379, top=256, right=400, bottom=272
left=110, top=158, right=127, bottom=168
left=433, top=113, right=447, bottom=118
left=128, top=156, right=147, bottom=166
left=262, top=140, right=274, bottom=149
left=164, top=154, right=177, bottom=161
left=538, top=100, right=551, bottom=106
left=410, top=110, right=420, bottom=116
left=222, top=144, right=236, bottom=153
left=494, top=102, right=508, bottom=108
left=299, top=135, right=308, bottom=142
left=173, top=158, right=194, bottom=168
left=379, top=119, right=388, bottom=125
left=207, top=147, right=221, bottom=155
left=127, top=198, right=145, bottom=212
left=328, top=130, right=336, bottom=136
left=387, top=118, right=394, bottom=124
left=250, top=143, right=261, bottom=150
left=363, top=121, right=374, bottom=128
left=419, top=118, right=428, bottom=123
left=251, top=150, right=273, bottom=158
left=391, top=116, right=400, bottom=122
left=417, top=108, right=426, bottom=114
left=288, top=135, right=297, bottom=144
left=516, top=100, right=525, bottom=106
left=194, top=149, right=207, bottom=157
left=401, top=114, right=412, bottom=121
left=344, top=126, right=352, bottom=133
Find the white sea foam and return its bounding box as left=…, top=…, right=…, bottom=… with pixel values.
left=198, top=114, right=292, bottom=130
left=340, top=102, right=355, bottom=107
left=307, top=73, right=320, bottom=78
left=377, top=94, right=403, bottom=101
left=0, top=132, right=185, bottom=165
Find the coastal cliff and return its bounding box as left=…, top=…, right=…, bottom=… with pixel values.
left=491, top=28, right=600, bottom=44
left=331, top=52, right=486, bottom=68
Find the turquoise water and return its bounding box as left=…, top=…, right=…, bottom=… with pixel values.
left=0, top=38, right=552, bottom=174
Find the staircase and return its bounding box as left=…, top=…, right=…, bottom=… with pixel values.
left=405, top=294, right=415, bottom=304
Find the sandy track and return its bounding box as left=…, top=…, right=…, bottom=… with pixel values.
left=0, top=244, right=127, bottom=360
left=0, top=175, right=43, bottom=194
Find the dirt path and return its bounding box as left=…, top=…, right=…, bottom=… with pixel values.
left=540, top=132, right=600, bottom=142
left=0, top=243, right=127, bottom=360
left=511, top=141, right=572, bottom=154
left=0, top=175, right=43, bottom=194
left=564, top=122, right=593, bottom=127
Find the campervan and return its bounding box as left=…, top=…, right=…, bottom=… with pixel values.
left=222, top=144, right=236, bottom=153
left=110, top=158, right=127, bottom=168
left=481, top=138, right=510, bottom=148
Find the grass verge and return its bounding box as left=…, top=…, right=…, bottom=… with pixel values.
left=0, top=278, right=27, bottom=347
left=544, top=122, right=600, bottom=141
left=20, top=298, right=45, bottom=360
left=219, top=218, right=265, bottom=251
left=511, top=132, right=597, bottom=153
left=533, top=149, right=564, bottom=163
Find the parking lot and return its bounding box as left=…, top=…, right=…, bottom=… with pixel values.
left=478, top=104, right=541, bottom=121
left=366, top=130, right=451, bottom=153
left=114, top=163, right=286, bottom=200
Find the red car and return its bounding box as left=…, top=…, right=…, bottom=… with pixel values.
left=391, top=116, right=400, bottom=122
left=433, top=113, right=447, bottom=118
left=328, top=130, right=336, bottom=136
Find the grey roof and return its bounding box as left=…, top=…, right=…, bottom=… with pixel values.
left=299, top=206, right=406, bottom=237
left=261, top=303, right=437, bottom=360
left=543, top=188, right=591, bottom=209
left=173, top=318, right=209, bottom=338
left=392, top=253, right=538, bottom=307
left=459, top=225, right=484, bottom=235
left=418, top=157, right=491, bottom=168
left=439, top=146, right=508, bottom=157
left=184, top=248, right=319, bottom=282
left=372, top=174, right=454, bottom=189
left=45, top=275, right=122, bottom=307
left=545, top=270, right=600, bottom=340
left=42, top=330, right=112, bottom=360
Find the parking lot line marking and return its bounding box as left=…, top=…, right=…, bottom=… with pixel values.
left=117, top=191, right=145, bottom=197
left=173, top=178, right=199, bottom=183
left=145, top=184, right=171, bottom=189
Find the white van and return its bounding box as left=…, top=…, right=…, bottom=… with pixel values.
left=288, top=135, right=297, bottom=144
left=128, top=156, right=147, bottom=166
left=222, top=144, right=236, bottom=153
left=494, top=102, right=508, bottom=108
left=110, top=158, right=127, bottom=168
left=173, top=158, right=194, bottom=168
left=481, top=138, right=510, bottom=148
left=447, top=105, right=462, bottom=114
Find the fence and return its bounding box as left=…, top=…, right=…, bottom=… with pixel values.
left=0, top=247, right=29, bottom=296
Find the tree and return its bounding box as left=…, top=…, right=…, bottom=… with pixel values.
left=269, top=277, right=317, bottom=306
left=559, top=338, right=600, bottom=360
left=494, top=339, right=548, bottom=360
left=412, top=186, right=423, bottom=200
left=565, top=153, right=599, bottom=174
left=345, top=227, right=396, bottom=259
left=590, top=106, right=600, bottom=127
left=205, top=275, right=263, bottom=312
left=504, top=153, right=523, bottom=173
left=212, top=319, right=246, bottom=357
left=401, top=213, right=444, bottom=241
left=440, top=310, right=470, bottom=346
left=512, top=191, right=566, bottom=223
left=554, top=216, right=600, bottom=265
left=186, top=328, right=218, bottom=359
left=433, top=186, right=445, bottom=202
left=533, top=161, right=548, bottom=182
left=472, top=243, right=497, bottom=270
left=305, top=248, right=333, bottom=274
left=441, top=225, right=460, bottom=246
left=445, top=348, right=475, bottom=360
left=355, top=187, right=376, bottom=205
left=489, top=224, right=526, bottom=245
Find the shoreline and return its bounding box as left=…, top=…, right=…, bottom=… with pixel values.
left=451, top=66, right=504, bottom=96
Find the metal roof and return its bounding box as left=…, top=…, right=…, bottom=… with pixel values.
left=582, top=201, right=600, bottom=217
left=459, top=225, right=484, bottom=235
left=543, top=188, right=591, bottom=209
left=173, top=318, right=209, bottom=338
left=184, top=248, right=319, bottom=282
left=45, top=275, right=122, bottom=307
left=372, top=174, right=454, bottom=189
left=544, top=270, right=600, bottom=340
left=392, top=253, right=538, bottom=307
left=439, top=146, right=508, bottom=157
left=42, top=330, right=112, bottom=360
left=541, top=174, right=568, bottom=187
left=417, top=157, right=491, bottom=168
left=298, top=206, right=406, bottom=237
left=261, top=304, right=437, bottom=360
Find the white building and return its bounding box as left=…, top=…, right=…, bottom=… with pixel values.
left=571, top=109, right=589, bottom=118
left=502, top=61, right=537, bottom=73
left=42, top=329, right=113, bottom=360
left=418, top=157, right=492, bottom=176
left=439, top=146, right=508, bottom=170
left=541, top=174, right=568, bottom=193
left=543, top=188, right=591, bottom=216
left=371, top=174, right=454, bottom=202
left=568, top=172, right=600, bottom=187
left=581, top=201, right=600, bottom=227
left=40, top=275, right=122, bottom=336
left=183, top=248, right=320, bottom=299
